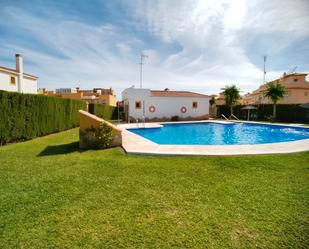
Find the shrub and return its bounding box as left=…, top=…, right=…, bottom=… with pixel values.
left=171, top=115, right=179, bottom=121
left=81, top=123, right=113, bottom=149
left=88, top=103, right=123, bottom=121
left=217, top=104, right=309, bottom=123
left=265, top=115, right=275, bottom=122
left=0, top=90, right=86, bottom=145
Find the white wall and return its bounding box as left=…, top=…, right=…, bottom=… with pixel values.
left=145, top=96, right=210, bottom=119
left=0, top=72, right=18, bottom=92
left=0, top=72, right=37, bottom=94
left=122, top=88, right=210, bottom=119
left=22, top=77, right=38, bottom=94
left=122, top=88, right=150, bottom=119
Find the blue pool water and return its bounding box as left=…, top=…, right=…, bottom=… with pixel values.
left=128, top=122, right=309, bottom=145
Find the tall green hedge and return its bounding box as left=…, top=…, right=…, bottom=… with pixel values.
left=88, top=103, right=123, bottom=121
left=217, top=104, right=309, bottom=123
left=0, top=90, right=86, bottom=145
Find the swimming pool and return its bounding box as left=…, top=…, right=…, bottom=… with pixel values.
left=128, top=122, right=309, bottom=145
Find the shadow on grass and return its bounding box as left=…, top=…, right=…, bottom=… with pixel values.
left=37, top=142, right=81, bottom=156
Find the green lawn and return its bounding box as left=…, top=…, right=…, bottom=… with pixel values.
left=0, top=129, right=308, bottom=249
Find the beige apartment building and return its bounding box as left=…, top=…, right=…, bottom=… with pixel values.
left=39, top=87, right=117, bottom=106
left=243, top=73, right=309, bottom=105
left=214, top=91, right=246, bottom=106
left=215, top=92, right=225, bottom=106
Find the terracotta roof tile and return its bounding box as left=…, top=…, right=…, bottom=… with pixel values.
left=150, top=90, right=210, bottom=98
left=283, top=73, right=308, bottom=78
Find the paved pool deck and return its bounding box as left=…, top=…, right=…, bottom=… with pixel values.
left=118, top=120, right=309, bottom=156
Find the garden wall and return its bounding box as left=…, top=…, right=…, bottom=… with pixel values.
left=0, top=90, right=86, bottom=145
left=217, top=104, right=309, bottom=123
left=79, top=110, right=122, bottom=149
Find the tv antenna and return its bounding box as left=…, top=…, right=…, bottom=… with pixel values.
left=139, top=52, right=148, bottom=88
left=288, top=66, right=297, bottom=74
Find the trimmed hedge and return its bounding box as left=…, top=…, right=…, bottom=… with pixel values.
left=88, top=103, right=123, bottom=121
left=217, top=104, right=309, bottom=123
left=0, top=90, right=86, bottom=145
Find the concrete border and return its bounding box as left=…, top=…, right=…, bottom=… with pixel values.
left=119, top=120, right=309, bottom=156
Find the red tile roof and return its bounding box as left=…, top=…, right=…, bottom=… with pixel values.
left=150, top=90, right=210, bottom=98
left=283, top=73, right=308, bottom=78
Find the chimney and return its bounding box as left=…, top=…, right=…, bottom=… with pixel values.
left=16, top=54, right=23, bottom=73
left=15, top=54, right=23, bottom=92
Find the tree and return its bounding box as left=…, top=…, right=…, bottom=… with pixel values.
left=263, top=81, right=287, bottom=119
left=209, top=96, right=216, bottom=106
left=222, top=85, right=240, bottom=117
left=209, top=96, right=217, bottom=118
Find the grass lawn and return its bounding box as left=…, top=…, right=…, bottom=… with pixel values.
left=0, top=128, right=308, bottom=248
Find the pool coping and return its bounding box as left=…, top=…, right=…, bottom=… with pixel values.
left=118, top=120, right=309, bottom=156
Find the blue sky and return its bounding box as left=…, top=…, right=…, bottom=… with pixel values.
left=1, top=0, right=309, bottom=98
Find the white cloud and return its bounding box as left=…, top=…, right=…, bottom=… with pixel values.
left=0, top=6, right=144, bottom=94
left=0, top=0, right=308, bottom=98
left=245, top=0, right=309, bottom=36
left=124, top=0, right=309, bottom=94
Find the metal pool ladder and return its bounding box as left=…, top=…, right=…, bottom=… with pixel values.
left=231, top=114, right=239, bottom=120
left=221, top=114, right=229, bottom=120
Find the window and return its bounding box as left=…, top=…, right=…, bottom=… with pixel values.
left=135, top=101, right=141, bottom=109
left=192, top=102, right=198, bottom=108
left=10, top=76, right=16, bottom=85
left=305, top=92, right=308, bottom=97
left=294, top=78, right=298, bottom=82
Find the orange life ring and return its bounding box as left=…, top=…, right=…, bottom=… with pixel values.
left=149, top=105, right=156, bottom=113
left=181, top=106, right=187, bottom=113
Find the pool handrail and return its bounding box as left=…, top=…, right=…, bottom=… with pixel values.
left=231, top=114, right=239, bottom=120
left=221, top=114, right=229, bottom=120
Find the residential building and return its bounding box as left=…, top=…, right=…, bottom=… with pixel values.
left=215, top=92, right=225, bottom=106
left=56, top=88, right=77, bottom=94
left=40, top=87, right=117, bottom=106
left=215, top=91, right=247, bottom=106
left=0, top=54, right=38, bottom=94
left=243, top=73, right=309, bottom=105
left=38, top=88, right=54, bottom=95
left=122, top=87, right=210, bottom=121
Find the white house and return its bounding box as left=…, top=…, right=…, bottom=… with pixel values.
left=0, top=54, right=38, bottom=94
left=122, top=87, right=211, bottom=121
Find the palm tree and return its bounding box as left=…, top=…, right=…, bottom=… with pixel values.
left=222, top=85, right=240, bottom=117
left=263, top=81, right=287, bottom=119
left=209, top=96, right=216, bottom=106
